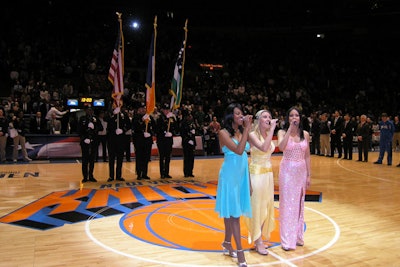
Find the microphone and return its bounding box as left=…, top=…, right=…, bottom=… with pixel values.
left=294, top=121, right=297, bottom=125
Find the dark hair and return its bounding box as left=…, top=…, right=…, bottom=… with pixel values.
left=222, top=103, right=244, bottom=136
left=283, top=106, right=305, bottom=141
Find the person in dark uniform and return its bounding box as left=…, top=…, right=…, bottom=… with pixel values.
left=374, top=113, right=395, bottom=165
left=342, top=113, right=356, bottom=160
left=96, top=110, right=108, bottom=162
left=132, top=102, right=154, bottom=180
left=107, top=105, right=129, bottom=182
left=180, top=111, right=196, bottom=177
left=155, top=103, right=177, bottom=179
left=124, top=107, right=133, bottom=162
left=78, top=106, right=103, bottom=183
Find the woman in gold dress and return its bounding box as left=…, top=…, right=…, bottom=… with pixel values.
left=245, top=109, right=277, bottom=256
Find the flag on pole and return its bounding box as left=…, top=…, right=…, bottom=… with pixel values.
left=169, top=19, right=188, bottom=110
left=145, top=16, right=157, bottom=115
left=108, top=13, right=124, bottom=108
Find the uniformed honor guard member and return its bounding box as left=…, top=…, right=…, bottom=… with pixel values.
left=78, top=106, right=103, bottom=183
left=132, top=102, right=154, bottom=180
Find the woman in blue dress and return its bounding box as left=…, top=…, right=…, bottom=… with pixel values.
left=215, top=103, right=253, bottom=267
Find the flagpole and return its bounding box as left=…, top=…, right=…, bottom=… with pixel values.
left=116, top=12, right=123, bottom=128
left=168, top=19, right=188, bottom=131
left=180, top=18, right=188, bottom=104
left=146, top=16, right=157, bottom=132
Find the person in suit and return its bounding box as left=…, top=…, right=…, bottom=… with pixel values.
left=310, top=111, right=321, bottom=155
left=330, top=110, right=344, bottom=158
left=78, top=106, right=103, bottom=183
left=107, top=105, right=129, bottom=182
left=356, top=114, right=370, bottom=162
left=342, top=113, right=356, bottom=160
left=180, top=111, right=196, bottom=178
left=132, top=102, right=154, bottom=180
left=155, top=103, right=177, bottom=179
left=29, top=111, right=48, bottom=134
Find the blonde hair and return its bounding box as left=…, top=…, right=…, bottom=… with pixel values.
left=253, top=109, right=272, bottom=140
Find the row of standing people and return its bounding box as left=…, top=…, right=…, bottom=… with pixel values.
left=78, top=102, right=198, bottom=183
left=215, top=103, right=311, bottom=267
left=309, top=111, right=398, bottom=166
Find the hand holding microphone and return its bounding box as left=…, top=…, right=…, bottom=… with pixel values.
left=269, top=118, right=278, bottom=128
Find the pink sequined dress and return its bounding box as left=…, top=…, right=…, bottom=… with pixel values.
left=278, top=136, right=307, bottom=250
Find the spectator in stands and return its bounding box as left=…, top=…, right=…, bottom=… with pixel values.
left=47, top=112, right=62, bottom=134
left=30, top=111, right=48, bottom=134
left=10, top=110, right=32, bottom=162
left=45, top=102, right=69, bottom=121
left=0, top=108, right=8, bottom=163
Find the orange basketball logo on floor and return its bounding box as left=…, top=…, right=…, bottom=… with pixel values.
left=121, top=199, right=281, bottom=251
left=0, top=180, right=320, bottom=251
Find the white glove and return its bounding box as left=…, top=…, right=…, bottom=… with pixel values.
left=166, top=112, right=174, bottom=118
left=113, top=107, right=120, bottom=114
left=142, top=114, right=150, bottom=121
left=88, top=122, right=94, bottom=129
left=165, top=132, right=172, bottom=137
left=190, top=129, right=195, bottom=134
left=115, top=128, right=123, bottom=135
left=144, top=132, right=151, bottom=138
left=188, top=140, right=194, bottom=145
left=84, top=138, right=91, bottom=144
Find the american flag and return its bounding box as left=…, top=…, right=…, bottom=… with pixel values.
left=145, top=17, right=157, bottom=115
left=108, top=15, right=124, bottom=108
left=169, top=19, right=188, bottom=110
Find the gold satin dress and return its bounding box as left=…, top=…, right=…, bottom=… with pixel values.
left=245, top=140, right=276, bottom=244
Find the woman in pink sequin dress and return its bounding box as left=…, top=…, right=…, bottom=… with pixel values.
left=277, top=107, right=311, bottom=251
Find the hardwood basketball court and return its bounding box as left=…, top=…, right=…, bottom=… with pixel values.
left=0, top=151, right=399, bottom=267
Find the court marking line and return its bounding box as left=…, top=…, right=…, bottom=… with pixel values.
left=336, top=158, right=400, bottom=184
left=85, top=205, right=340, bottom=267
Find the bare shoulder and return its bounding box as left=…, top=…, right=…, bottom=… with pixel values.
left=303, top=130, right=310, bottom=140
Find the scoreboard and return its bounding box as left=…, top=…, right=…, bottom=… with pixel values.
left=66, top=97, right=105, bottom=108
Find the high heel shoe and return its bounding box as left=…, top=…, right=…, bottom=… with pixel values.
left=237, top=249, right=247, bottom=267
left=255, top=240, right=269, bottom=255
left=221, top=241, right=237, bottom=258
